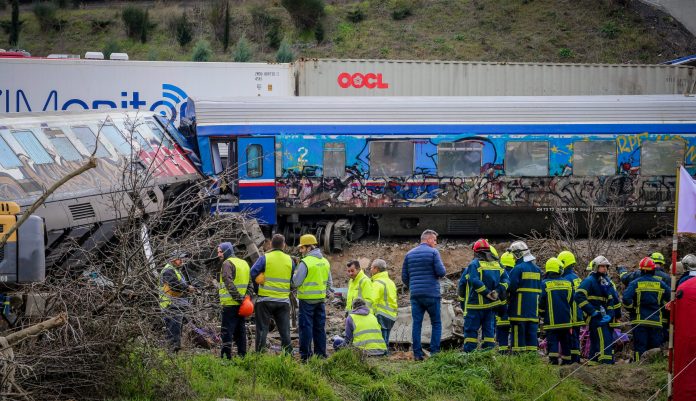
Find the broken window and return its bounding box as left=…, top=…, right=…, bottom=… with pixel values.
left=437, top=142, right=482, bottom=177
left=573, top=141, right=616, bottom=176
left=505, top=141, right=548, bottom=176
left=71, top=126, right=110, bottom=158
left=12, top=130, right=52, bottom=164
left=369, top=141, right=413, bottom=177
left=247, top=144, right=263, bottom=178
left=211, top=140, right=233, bottom=175
left=641, top=140, right=684, bottom=176
left=0, top=135, right=22, bottom=168
left=101, top=124, right=131, bottom=156
left=323, top=142, right=346, bottom=177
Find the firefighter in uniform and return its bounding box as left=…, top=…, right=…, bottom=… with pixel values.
left=461, top=239, right=510, bottom=352
left=575, top=255, right=619, bottom=364
left=558, top=250, right=583, bottom=363
left=507, top=241, right=542, bottom=352
left=540, top=257, right=574, bottom=365
left=622, top=257, right=670, bottom=362
left=495, top=251, right=516, bottom=352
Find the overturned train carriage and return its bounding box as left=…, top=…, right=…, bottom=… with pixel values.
left=183, top=95, right=696, bottom=250
left=0, top=110, right=201, bottom=279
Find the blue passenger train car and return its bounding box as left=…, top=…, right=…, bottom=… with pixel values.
left=181, top=96, right=696, bottom=250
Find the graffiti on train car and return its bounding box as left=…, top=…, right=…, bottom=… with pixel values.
left=275, top=133, right=693, bottom=210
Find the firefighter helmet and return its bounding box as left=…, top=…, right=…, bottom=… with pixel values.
left=591, top=255, right=611, bottom=270
left=473, top=239, right=491, bottom=253
left=508, top=241, right=531, bottom=260
left=545, top=257, right=563, bottom=274
left=557, top=251, right=577, bottom=268
left=500, top=251, right=516, bottom=268
left=682, top=254, right=696, bottom=272
left=651, top=252, right=666, bottom=266
left=639, top=256, right=656, bottom=271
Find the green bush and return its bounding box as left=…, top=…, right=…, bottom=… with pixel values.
left=390, top=0, right=415, bottom=20
left=122, top=5, right=149, bottom=41
left=276, top=40, right=294, bottom=62
left=192, top=39, right=213, bottom=62
left=90, top=18, right=112, bottom=33
left=33, top=2, right=57, bottom=32
left=281, top=0, right=325, bottom=30
left=170, top=12, right=193, bottom=47
left=232, top=35, right=253, bottom=62
left=558, top=47, right=573, bottom=58
left=267, top=21, right=283, bottom=49
left=315, top=21, right=325, bottom=43
left=346, top=6, right=365, bottom=23
left=601, top=21, right=619, bottom=39
left=102, top=39, right=120, bottom=59
left=207, top=0, right=228, bottom=44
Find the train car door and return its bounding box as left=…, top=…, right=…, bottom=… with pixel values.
left=237, top=137, right=276, bottom=225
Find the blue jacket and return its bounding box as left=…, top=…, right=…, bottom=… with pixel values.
left=619, top=267, right=670, bottom=286
left=460, top=258, right=509, bottom=310
left=496, top=265, right=514, bottom=326
left=622, top=272, right=670, bottom=327
left=507, top=260, right=542, bottom=322
left=539, top=274, right=574, bottom=329
left=402, top=243, right=447, bottom=298
left=575, top=272, right=620, bottom=325
left=561, top=265, right=584, bottom=327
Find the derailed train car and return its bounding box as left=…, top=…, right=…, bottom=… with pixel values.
left=0, top=110, right=201, bottom=282
left=183, top=95, right=696, bottom=251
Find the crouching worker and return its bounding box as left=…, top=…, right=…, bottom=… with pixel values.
left=345, top=298, right=388, bottom=356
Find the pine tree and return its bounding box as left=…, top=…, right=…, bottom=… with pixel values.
left=223, top=1, right=230, bottom=51
left=10, top=0, right=19, bottom=47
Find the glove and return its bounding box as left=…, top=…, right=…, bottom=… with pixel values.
left=496, top=285, right=507, bottom=301
left=486, top=290, right=499, bottom=301
left=599, top=315, right=612, bottom=326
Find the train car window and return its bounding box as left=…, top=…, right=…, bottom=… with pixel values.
left=71, top=126, right=110, bottom=158
left=146, top=121, right=174, bottom=149
left=247, top=144, right=263, bottom=178
left=573, top=141, right=616, bottom=176
left=437, top=142, right=482, bottom=176
left=101, top=125, right=132, bottom=156
left=43, top=128, right=83, bottom=162
left=369, top=141, right=413, bottom=177
left=0, top=136, right=22, bottom=168
left=323, top=142, right=346, bottom=177
left=505, top=141, right=548, bottom=176
left=211, top=141, right=231, bottom=174
left=641, top=140, right=684, bottom=175
left=11, top=130, right=53, bottom=164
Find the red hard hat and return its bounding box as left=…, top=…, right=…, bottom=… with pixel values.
left=473, top=238, right=491, bottom=253
left=238, top=296, right=254, bottom=317
left=639, top=257, right=656, bottom=271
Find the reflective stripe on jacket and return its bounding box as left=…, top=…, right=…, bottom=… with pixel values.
left=258, top=250, right=293, bottom=299
left=508, top=260, right=542, bottom=322
left=465, top=259, right=510, bottom=310
left=622, top=273, right=670, bottom=327
left=297, top=255, right=330, bottom=300
left=372, top=271, right=398, bottom=320
left=346, top=270, right=373, bottom=311
left=219, top=257, right=250, bottom=306
left=539, top=276, right=574, bottom=329
left=159, top=263, right=183, bottom=309
left=350, top=312, right=388, bottom=352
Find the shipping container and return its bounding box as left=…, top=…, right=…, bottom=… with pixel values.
left=0, top=59, right=293, bottom=123
left=294, top=59, right=696, bottom=96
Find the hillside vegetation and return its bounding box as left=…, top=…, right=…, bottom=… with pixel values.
left=1, top=0, right=695, bottom=63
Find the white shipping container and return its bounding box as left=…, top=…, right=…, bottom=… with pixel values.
left=294, top=59, right=696, bottom=96
left=0, top=59, right=293, bottom=122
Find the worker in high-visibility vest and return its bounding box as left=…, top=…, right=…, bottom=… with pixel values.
left=369, top=258, right=398, bottom=348
left=159, top=251, right=194, bottom=353
left=346, top=260, right=373, bottom=314
left=292, top=234, right=333, bottom=361
left=250, top=234, right=295, bottom=354
left=345, top=298, right=387, bottom=356
left=217, top=242, right=253, bottom=359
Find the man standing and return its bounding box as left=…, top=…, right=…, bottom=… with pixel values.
left=217, top=242, right=253, bottom=359
left=346, top=260, right=373, bottom=314
left=677, top=254, right=696, bottom=288
left=370, top=259, right=398, bottom=347
left=558, top=250, right=583, bottom=363
left=159, top=251, right=194, bottom=353
left=622, top=257, right=670, bottom=362
left=292, top=234, right=332, bottom=361
left=402, top=229, right=446, bottom=360
left=575, top=255, right=619, bottom=364
left=539, top=257, right=574, bottom=365
left=495, top=251, right=516, bottom=352
left=250, top=234, right=294, bottom=354
left=507, top=241, right=542, bottom=353
left=461, top=239, right=509, bottom=352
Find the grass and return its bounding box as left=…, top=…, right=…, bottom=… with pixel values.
left=0, top=0, right=691, bottom=63
left=113, top=348, right=667, bottom=401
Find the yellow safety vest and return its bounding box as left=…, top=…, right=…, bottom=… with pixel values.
left=346, top=270, right=373, bottom=311
left=297, top=255, right=330, bottom=300
left=159, top=263, right=183, bottom=309
left=258, top=250, right=293, bottom=299
left=350, top=312, right=387, bottom=352
left=219, top=257, right=250, bottom=306
left=371, top=271, right=398, bottom=320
